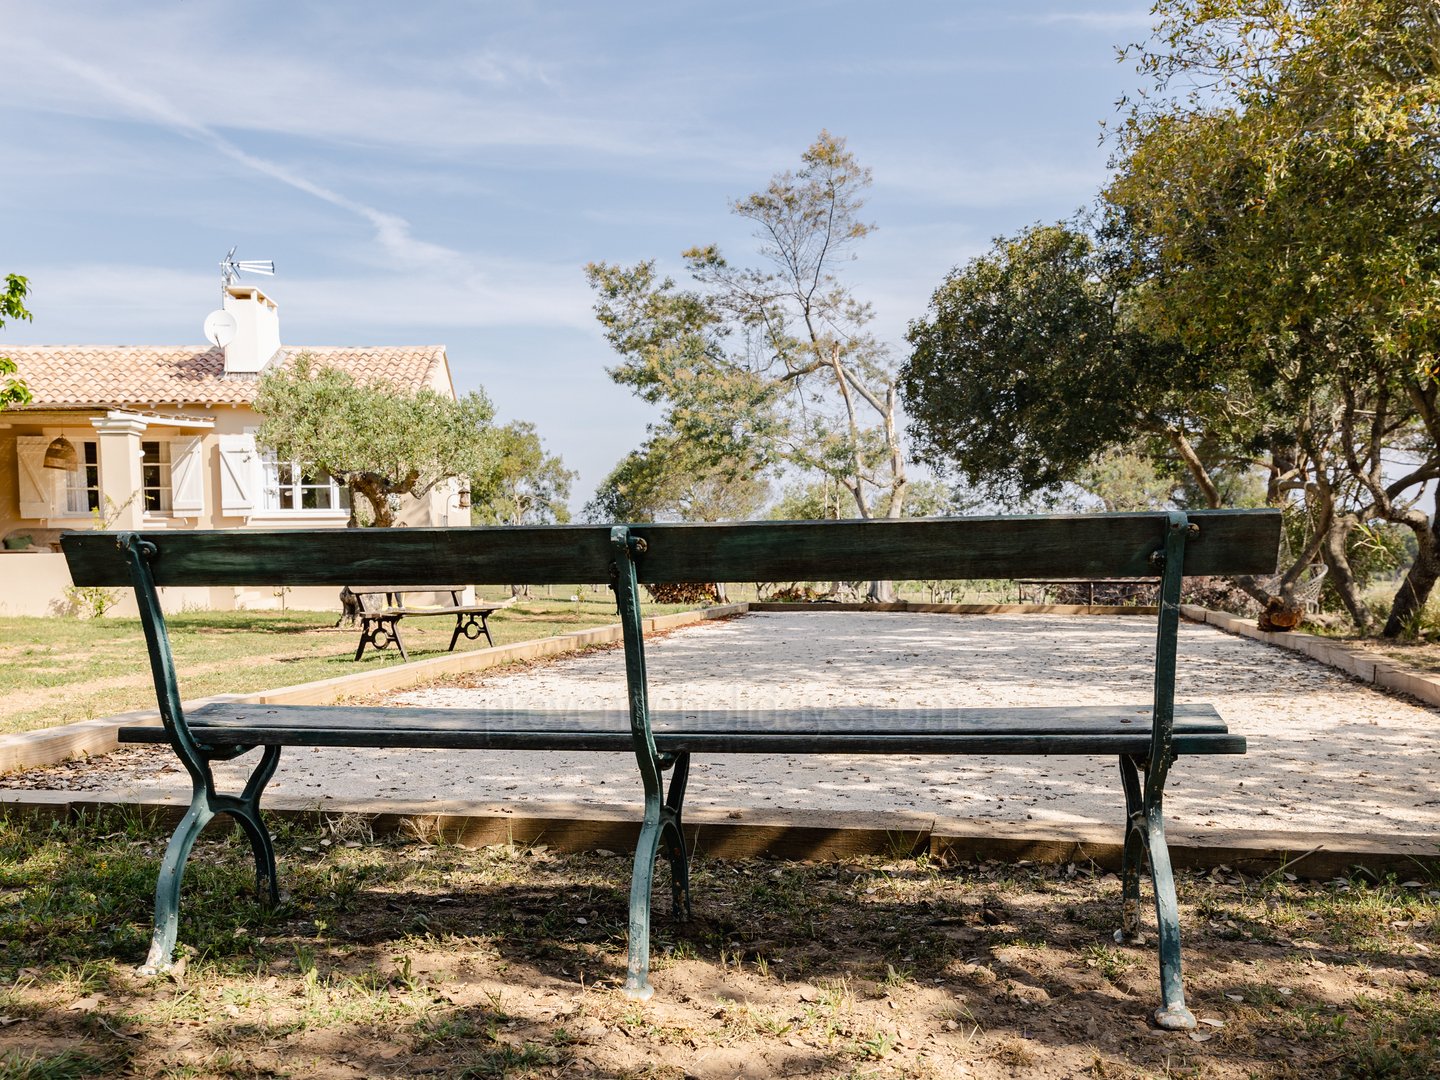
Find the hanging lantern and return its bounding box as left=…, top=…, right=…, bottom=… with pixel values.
left=42, top=436, right=79, bottom=470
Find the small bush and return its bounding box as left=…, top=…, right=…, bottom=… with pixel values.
left=1180, top=576, right=1259, bottom=616
left=761, top=583, right=828, bottom=603
left=644, top=582, right=719, bottom=604
left=58, top=585, right=123, bottom=619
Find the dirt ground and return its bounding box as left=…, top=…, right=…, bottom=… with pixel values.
left=0, top=822, right=1435, bottom=1080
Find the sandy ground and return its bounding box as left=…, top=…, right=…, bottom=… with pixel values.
left=38, top=611, right=1440, bottom=838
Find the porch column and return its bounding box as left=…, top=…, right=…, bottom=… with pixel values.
left=91, top=412, right=149, bottom=529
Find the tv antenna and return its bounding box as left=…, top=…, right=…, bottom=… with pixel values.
left=203, top=248, right=276, bottom=347
left=219, top=247, right=275, bottom=296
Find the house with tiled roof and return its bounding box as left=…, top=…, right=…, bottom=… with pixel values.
left=0, top=285, right=468, bottom=614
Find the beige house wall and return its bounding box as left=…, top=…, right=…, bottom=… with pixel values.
left=2, top=378, right=470, bottom=614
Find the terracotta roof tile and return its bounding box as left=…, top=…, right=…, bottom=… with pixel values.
left=3, top=345, right=448, bottom=409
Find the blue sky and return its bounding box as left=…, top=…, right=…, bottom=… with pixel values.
left=1, top=1, right=1156, bottom=505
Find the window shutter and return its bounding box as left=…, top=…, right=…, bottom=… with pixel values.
left=15, top=436, right=57, bottom=518
left=218, top=433, right=257, bottom=513
left=170, top=437, right=205, bottom=514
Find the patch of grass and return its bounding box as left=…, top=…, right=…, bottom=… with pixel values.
left=455, top=1041, right=561, bottom=1078
left=715, top=1000, right=792, bottom=1039
left=0, top=1049, right=116, bottom=1080
left=0, top=597, right=690, bottom=735
left=1254, top=989, right=1440, bottom=1079
left=1081, top=942, right=1136, bottom=984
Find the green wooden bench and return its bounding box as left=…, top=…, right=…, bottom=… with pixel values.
left=346, top=585, right=513, bottom=660
left=61, top=509, right=1279, bottom=1030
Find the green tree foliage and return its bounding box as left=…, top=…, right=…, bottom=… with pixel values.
left=1103, top=0, right=1440, bottom=633
left=766, top=478, right=848, bottom=521
left=255, top=355, right=495, bottom=528
left=765, top=475, right=954, bottom=521
left=1, top=274, right=34, bottom=409
left=586, top=432, right=769, bottom=524
left=907, top=3, right=1438, bottom=634
left=1076, top=449, right=1179, bottom=512
left=900, top=224, right=1223, bottom=506
left=470, top=421, right=575, bottom=526
left=587, top=132, right=909, bottom=523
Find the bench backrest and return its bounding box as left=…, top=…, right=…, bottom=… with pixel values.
left=62, top=510, right=1279, bottom=589
left=348, top=587, right=466, bottom=614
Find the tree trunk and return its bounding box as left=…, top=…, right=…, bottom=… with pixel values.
left=1384, top=488, right=1440, bottom=637
left=867, top=579, right=896, bottom=603
left=351, top=477, right=396, bottom=527
left=1320, top=517, right=1370, bottom=634
left=1167, top=428, right=1221, bottom=508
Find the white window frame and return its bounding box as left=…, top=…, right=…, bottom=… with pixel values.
left=62, top=439, right=102, bottom=517
left=140, top=439, right=173, bottom=514
left=258, top=449, right=350, bottom=513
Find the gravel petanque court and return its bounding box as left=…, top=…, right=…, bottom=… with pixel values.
left=61, top=610, right=1440, bottom=839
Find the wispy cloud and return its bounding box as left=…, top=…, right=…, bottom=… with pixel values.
left=0, top=6, right=819, bottom=190
left=460, top=50, right=558, bottom=88
left=1025, top=10, right=1154, bottom=31
left=4, top=9, right=693, bottom=166
left=13, top=36, right=466, bottom=275
left=10, top=258, right=599, bottom=342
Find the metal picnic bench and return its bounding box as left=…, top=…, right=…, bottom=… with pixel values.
left=345, top=585, right=512, bottom=660
left=61, top=508, right=1280, bottom=1030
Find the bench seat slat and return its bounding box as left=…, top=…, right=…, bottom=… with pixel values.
left=118, top=702, right=1242, bottom=756
left=368, top=605, right=505, bottom=617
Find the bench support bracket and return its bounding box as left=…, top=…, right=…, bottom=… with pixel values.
left=356, top=614, right=407, bottom=662
left=612, top=527, right=692, bottom=1001
left=448, top=610, right=495, bottom=651
left=120, top=533, right=283, bottom=976
left=1111, top=513, right=1199, bottom=1031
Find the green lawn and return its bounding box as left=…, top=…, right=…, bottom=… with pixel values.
left=0, top=594, right=688, bottom=736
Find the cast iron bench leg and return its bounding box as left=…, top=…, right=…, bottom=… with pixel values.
left=356, top=616, right=406, bottom=661
left=387, top=617, right=408, bottom=661
left=625, top=751, right=693, bottom=1000
left=1118, top=754, right=1146, bottom=941
left=140, top=744, right=282, bottom=976
left=141, top=797, right=212, bottom=975
left=448, top=612, right=495, bottom=652
left=661, top=751, right=693, bottom=919
left=1144, top=808, right=1193, bottom=1030
left=1115, top=753, right=1197, bottom=1030
left=612, top=525, right=695, bottom=1000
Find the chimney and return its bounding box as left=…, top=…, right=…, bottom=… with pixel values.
left=222, top=285, right=281, bottom=374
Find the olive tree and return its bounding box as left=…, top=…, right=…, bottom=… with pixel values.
left=255, top=355, right=496, bottom=528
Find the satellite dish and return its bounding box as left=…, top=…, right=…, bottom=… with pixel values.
left=203, top=309, right=237, bottom=347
